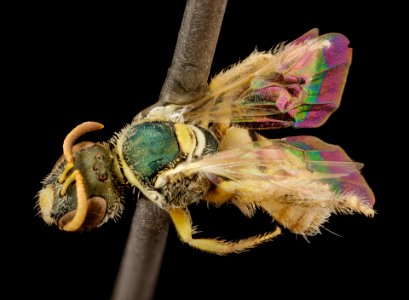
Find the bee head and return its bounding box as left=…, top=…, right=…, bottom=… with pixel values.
left=37, top=122, right=124, bottom=231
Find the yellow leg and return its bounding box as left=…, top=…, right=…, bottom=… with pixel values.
left=168, top=207, right=281, bottom=255
left=204, top=180, right=235, bottom=206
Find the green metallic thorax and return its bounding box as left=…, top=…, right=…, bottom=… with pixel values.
left=122, top=122, right=181, bottom=180
left=117, top=121, right=218, bottom=207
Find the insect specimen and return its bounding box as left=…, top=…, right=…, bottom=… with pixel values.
left=37, top=28, right=375, bottom=254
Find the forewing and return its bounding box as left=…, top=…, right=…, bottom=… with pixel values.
left=184, top=28, right=352, bottom=130
left=161, top=127, right=374, bottom=235
left=163, top=127, right=373, bottom=205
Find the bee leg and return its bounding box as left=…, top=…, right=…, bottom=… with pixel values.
left=168, top=207, right=281, bottom=255
left=204, top=181, right=234, bottom=206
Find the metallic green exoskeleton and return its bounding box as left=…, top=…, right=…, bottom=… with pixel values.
left=116, top=121, right=218, bottom=208
left=38, top=29, right=375, bottom=254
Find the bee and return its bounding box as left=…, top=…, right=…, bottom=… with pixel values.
left=37, top=28, right=375, bottom=254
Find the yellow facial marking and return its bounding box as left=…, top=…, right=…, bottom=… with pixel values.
left=38, top=186, right=55, bottom=224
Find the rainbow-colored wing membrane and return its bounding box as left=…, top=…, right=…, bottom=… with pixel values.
left=289, top=31, right=352, bottom=127
left=284, top=136, right=375, bottom=206
left=190, top=29, right=352, bottom=130
left=175, top=126, right=374, bottom=235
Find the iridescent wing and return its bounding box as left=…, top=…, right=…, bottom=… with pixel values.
left=184, top=28, right=352, bottom=130
left=159, top=127, right=375, bottom=236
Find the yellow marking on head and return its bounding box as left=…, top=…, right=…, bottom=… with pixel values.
left=38, top=186, right=55, bottom=224
left=63, top=172, right=88, bottom=232
left=174, top=124, right=194, bottom=155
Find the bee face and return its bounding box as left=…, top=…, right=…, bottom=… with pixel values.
left=38, top=124, right=124, bottom=231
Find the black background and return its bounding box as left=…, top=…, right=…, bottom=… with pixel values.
left=7, top=1, right=403, bottom=299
